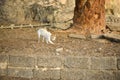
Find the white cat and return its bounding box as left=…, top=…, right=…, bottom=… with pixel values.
left=37, top=28, right=55, bottom=44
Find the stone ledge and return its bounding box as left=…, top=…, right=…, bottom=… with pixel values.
left=0, top=69, right=7, bottom=76
left=117, top=57, right=120, bottom=70
left=0, top=55, right=8, bottom=76
left=8, top=68, right=33, bottom=78
left=114, top=71, right=120, bottom=80
left=61, top=69, right=85, bottom=80
left=64, top=56, right=89, bottom=69
left=9, top=55, right=35, bottom=68
left=0, top=55, right=8, bottom=63
left=37, top=56, right=62, bottom=68
left=33, top=69, right=60, bottom=80
left=86, top=70, right=115, bottom=80
left=91, top=57, right=117, bottom=70
left=0, top=54, right=119, bottom=79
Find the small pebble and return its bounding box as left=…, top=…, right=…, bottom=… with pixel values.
left=56, top=48, right=63, bottom=52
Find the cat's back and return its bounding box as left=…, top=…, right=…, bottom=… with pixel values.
left=38, top=28, right=51, bottom=35
left=38, top=28, right=46, bottom=33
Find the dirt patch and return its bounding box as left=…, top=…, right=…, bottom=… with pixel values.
left=0, top=28, right=120, bottom=57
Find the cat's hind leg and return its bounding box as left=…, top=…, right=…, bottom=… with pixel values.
left=46, top=39, right=49, bottom=44
left=42, top=36, right=45, bottom=42
left=38, top=32, right=41, bottom=43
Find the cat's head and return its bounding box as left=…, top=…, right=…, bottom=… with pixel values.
left=51, top=35, right=56, bottom=41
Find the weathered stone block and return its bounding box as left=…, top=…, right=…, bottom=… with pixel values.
left=68, top=34, right=86, bottom=39
left=106, top=23, right=120, bottom=31
left=34, top=69, right=60, bottom=80
left=0, top=55, right=8, bottom=76
left=86, top=71, right=115, bottom=80
left=9, top=55, right=35, bottom=68
left=114, top=71, right=120, bottom=80
left=37, top=56, right=62, bottom=68
left=117, top=58, right=120, bottom=70
left=91, top=57, right=116, bottom=70
left=0, top=69, right=7, bottom=76
left=55, top=12, right=74, bottom=23
left=0, top=62, right=7, bottom=70
left=64, top=57, right=89, bottom=69
left=61, top=69, right=85, bottom=80
left=55, top=23, right=72, bottom=30
left=8, top=68, right=33, bottom=78
left=0, top=55, right=8, bottom=63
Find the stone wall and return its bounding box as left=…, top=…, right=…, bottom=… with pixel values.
left=105, top=0, right=120, bottom=32
left=0, top=0, right=120, bottom=29
left=0, top=54, right=120, bottom=80
left=105, top=0, right=120, bottom=17
left=0, top=0, right=75, bottom=29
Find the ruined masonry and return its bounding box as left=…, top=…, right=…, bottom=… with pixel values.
left=0, top=54, right=120, bottom=80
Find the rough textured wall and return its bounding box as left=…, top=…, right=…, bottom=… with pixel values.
left=0, top=0, right=75, bottom=29
left=105, top=0, right=120, bottom=17
left=0, top=54, right=120, bottom=80
left=105, top=0, right=120, bottom=32
left=0, top=0, right=119, bottom=28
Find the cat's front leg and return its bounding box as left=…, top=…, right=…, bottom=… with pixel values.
left=38, top=38, right=40, bottom=43
left=48, top=38, right=54, bottom=44
left=37, top=33, right=41, bottom=43
left=49, top=41, right=54, bottom=44
left=42, top=37, right=45, bottom=42
left=46, top=39, right=49, bottom=44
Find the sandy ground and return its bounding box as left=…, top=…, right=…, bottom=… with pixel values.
left=0, top=28, right=120, bottom=57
